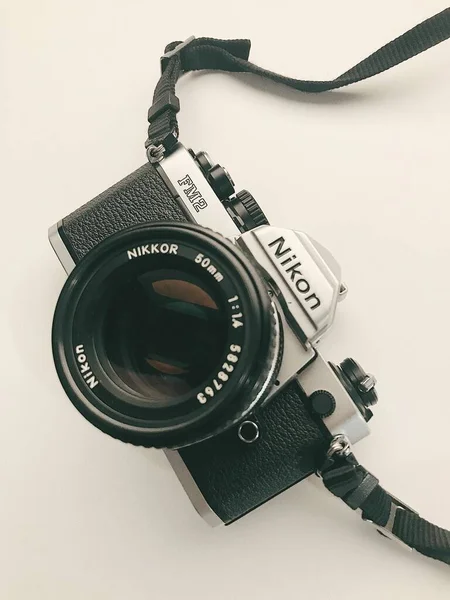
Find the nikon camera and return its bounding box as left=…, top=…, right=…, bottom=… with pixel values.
left=50, top=143, right=378, bottom=525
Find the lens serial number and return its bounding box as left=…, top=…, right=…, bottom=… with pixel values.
left=197, top=344, right=241, bottom=404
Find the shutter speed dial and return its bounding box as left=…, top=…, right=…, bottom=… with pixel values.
left=236, top=190, right=269, bottom=228
left=228, top=190, right=269, bottom=232
left=192, top=149, right=267, bottom=232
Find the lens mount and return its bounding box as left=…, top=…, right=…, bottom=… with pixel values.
left=52, top=222, right=281, bottom=448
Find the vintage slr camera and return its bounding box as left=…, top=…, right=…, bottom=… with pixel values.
left=50, top=143, right=378, bottom=525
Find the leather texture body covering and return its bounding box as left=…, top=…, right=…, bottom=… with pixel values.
left=179, top=380, right=327, bottom=523
left=62, top=163, right=187, bottom=260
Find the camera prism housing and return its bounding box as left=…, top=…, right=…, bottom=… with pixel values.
left=50, top=143, right=377, bottom=525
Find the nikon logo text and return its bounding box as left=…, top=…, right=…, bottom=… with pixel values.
left=75, top=344, right=99, bottom=389
left=268, top=237, right=321, bottom=311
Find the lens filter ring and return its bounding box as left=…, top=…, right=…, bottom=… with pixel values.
left=52, top=222, right=282, bottom=448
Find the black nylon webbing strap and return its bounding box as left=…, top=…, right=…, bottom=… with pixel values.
left=320, top=445, right=450, bottom=565
left=146, top=8, right=450, bottom=150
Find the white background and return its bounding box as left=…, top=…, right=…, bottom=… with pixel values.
left=2, top=1, right=450, bottom=598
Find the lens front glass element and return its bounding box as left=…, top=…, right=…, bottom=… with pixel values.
left=102, top=268, right=228, bottom=403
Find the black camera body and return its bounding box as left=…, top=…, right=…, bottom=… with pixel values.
left=50, top=145, right=376, bottom=524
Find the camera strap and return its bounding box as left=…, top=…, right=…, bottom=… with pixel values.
left=319, top=435, right=450, bottom=564
left=146, top=8, right=450, bottom=153
left=146, top=10, right=450, bottom=564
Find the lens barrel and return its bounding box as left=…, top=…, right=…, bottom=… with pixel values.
left=52, top=223, right=281, bottom=448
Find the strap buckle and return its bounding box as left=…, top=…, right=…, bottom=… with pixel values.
left=320, top=435, right=417, bottom=551
left=160, top=36, right=196, bottom=73
left=362, top=495, right=417, bottom=551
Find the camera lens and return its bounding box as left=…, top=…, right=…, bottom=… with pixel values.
left=52, top=223, right=281, bottom=449
left=102, top=270, right=227, bottom=401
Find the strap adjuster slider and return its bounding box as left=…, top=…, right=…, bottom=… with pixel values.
left=161, top=36, right=196, bottom=73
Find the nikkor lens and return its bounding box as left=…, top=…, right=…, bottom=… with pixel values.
left=52, top=223, right=281, bottom=449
